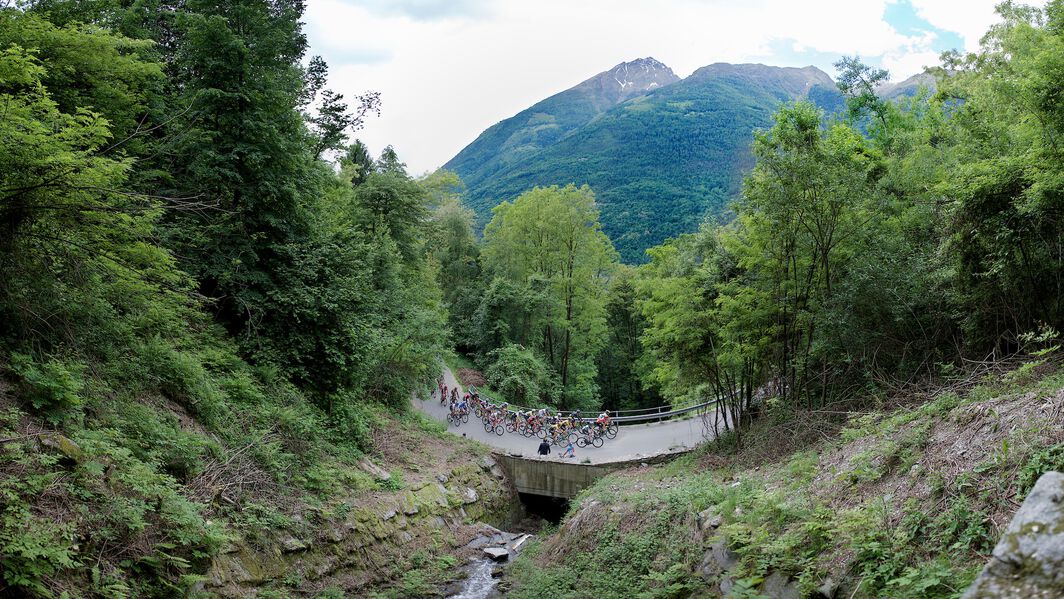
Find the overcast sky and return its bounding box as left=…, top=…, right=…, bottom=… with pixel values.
left=304, top=0, right=1033, bottom=175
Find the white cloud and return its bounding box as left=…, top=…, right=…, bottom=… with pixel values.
left=305, top=0, right=1032, bottom=173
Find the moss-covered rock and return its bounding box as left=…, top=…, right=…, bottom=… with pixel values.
left=963, top=471, right=1064, bottom=598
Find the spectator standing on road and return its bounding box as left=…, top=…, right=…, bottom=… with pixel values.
left=537, top=439, right=551, bottom=456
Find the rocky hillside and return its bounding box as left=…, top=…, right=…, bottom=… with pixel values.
left=502, top=361, right=1064, bottom=598
left=0, top=378, right=519, bottom=598
left=445, top=61, right=846, bottom=262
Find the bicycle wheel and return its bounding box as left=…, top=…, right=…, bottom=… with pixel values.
left=484, top=422, right=494, bottom=433
left=606, top=425, right=618, bottom=439
left=576, top=437, right=588, bottom=448
left=592, top=435, right=603, bottom=448
left=494, top=425, right=505, bottom=436
left=462, top=413, right=469, bottom=423
left=567, top=431, right=578, bottom=444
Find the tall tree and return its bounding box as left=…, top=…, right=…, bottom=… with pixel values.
left=481, top=184, right=618, bottom=408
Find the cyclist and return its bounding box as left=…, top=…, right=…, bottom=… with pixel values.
left=595, top=410, right=611, bottom=433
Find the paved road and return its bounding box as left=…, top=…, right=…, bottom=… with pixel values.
left=413, top=366, right=722, bottom=465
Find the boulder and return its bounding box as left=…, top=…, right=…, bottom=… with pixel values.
left=962, top=471, right=1064, bottom=598
left=38, top=433, right=84, bottom=463
left=483, top=547, right=509, bottom=562
left=761, top=571, right=800, bottom=599
left=463, top=487, right=479, bottom=504
left=699, top=540, right=739, bottom=580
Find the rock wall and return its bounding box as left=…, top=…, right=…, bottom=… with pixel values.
left=205, top=456, right=516, bottom=596
left=962, top=471, right=1064, bottom=599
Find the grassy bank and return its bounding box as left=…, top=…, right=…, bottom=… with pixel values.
left=506, top=361, right=1064, bottom=598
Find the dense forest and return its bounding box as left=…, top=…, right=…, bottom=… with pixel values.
left=440, top=0, right=1064, bottom=424
left=0, top=1, right=451, bottom=594
left=2, top=0, right=1064, bottom=596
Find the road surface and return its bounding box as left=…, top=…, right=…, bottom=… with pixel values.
left=413, top=366, right=722, bottom=465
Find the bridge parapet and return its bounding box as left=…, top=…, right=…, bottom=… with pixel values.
left=493, top=450, right=690, bottom=499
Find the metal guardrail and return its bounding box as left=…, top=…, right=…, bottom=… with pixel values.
left=610, top=399, right=720, bottom=424
left=464, top=385, right=719, bottom=426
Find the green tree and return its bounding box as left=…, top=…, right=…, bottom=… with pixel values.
left=481, top=184, right=618, bottom=408
left=427, top=193, right=481, bottom=349
left=341, top=139, right=376, bottom=187
left=931, top=0, right=1064, bottom=349
left=595, top=268, right=661, bottom=411
left=484, top=343, right=559, bottom=407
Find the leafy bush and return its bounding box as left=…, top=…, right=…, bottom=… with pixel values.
left=10, top=353, right=84, bottom=422
left=484, top=343, right=559, bottom=407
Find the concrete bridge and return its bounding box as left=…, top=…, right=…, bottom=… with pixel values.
left=415, top=366, right=724, bottom=498
left=492, top=450, right=689, bottom=498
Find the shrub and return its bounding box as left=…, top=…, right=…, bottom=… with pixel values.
left=484, top=343, right=558, bottom=407
left=10, top=352, right=84, bottom=422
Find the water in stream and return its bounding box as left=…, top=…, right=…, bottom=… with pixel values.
left=448, top=559, right=498, bottom=599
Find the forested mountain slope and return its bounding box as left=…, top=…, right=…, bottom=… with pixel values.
left=446, top=62, right=845, bottom=262
left=445, top=57, right=679, bottom=194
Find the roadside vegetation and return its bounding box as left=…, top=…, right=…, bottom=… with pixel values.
left=507, top=359, right=1064, bottom=598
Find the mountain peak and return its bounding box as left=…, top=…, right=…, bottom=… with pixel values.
left=688, top=63, right=835, bottom=96
left=575, top=57, right=680, bottom=102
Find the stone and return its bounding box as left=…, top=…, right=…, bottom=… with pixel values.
left=698, top=508, right=722, bottom=530
left=699, top=540, right=739, bottom=581
left=396, top=531, right=413, bottom=544
left=465, top=535, right=492, bottom=549
left=278, top=535, right=306, bottom=553
left=358, top=458, right=391, bottom=481
left=480, top=456, right=496, bottom=472
left=511, top=534, right=532, bottom=552
left=761, top=571, right=799, bottom=599
left=38, top=433, right=84, bottom=463
left=314, top=555, right=339, bottom=577
left=381, top=509, right=397, bottom=521
left=962, top=471, right=1064, bottom=598
left=436, top=473, right=449, bottom=483
left=483, top=547, right=509, bottom=562
left=463, top=487, right=478, bottom=504
left=325, top=522, right=346, bottom=543
left=814, top=577, right=839, bottom=599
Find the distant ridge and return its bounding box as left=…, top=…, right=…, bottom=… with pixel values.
left=445, top=60, right=848, bottom=262
left=445, top=58, right=680, bottom=195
